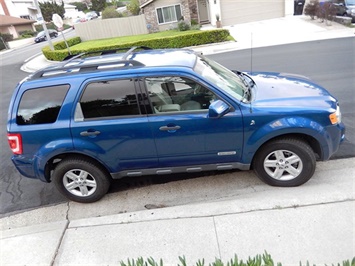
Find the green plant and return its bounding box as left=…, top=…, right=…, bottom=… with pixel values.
left=71, top=1, right=88, bottom=12
left=91, top=0, right=106, bottom=12
left=41, top=29, right=230, bottom=61
left=35, top=23, right=71, bottom=32
left=39, top=1, right=65, bottom=22
left=42, top=36, right=81, bottom=61
left=191, top=19, right=199, bottom=26
left=127, top=0, right=140, bottom=16
left=0, top=32, right=13, bottom=42
left=178, top=20, right=191, bottom=31
left=119, top=255, right=355, bottom=266
left=102, top=6, right=120, bottom=19
left=19, top=30, right=37, bottom=37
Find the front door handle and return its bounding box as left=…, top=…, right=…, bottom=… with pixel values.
left=80, top=130, right=101, bottom=137
left=159, top=125, right=181, bottom=132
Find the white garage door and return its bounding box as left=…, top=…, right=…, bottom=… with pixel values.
left=220, top=0, right=284, bottom=26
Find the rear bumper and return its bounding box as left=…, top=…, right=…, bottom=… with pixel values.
left=11, top=156, right=48, bottom=182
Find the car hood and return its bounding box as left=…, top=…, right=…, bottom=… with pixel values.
left=246, top=72, right=336, bottom=109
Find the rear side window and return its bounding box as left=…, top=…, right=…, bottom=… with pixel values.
left=17, top=85, right=69, bottom=125
left=79, top=79, right=140, bottom=119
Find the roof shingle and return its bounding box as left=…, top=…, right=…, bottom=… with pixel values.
left=0, top=15, right=36, bottom=26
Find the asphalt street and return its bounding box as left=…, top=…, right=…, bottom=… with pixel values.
left=1, top=37, right=355, bottom=216
left=0, top=16, right=354, bottom=265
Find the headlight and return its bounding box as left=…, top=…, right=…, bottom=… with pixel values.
left=329, top=104, right=342, bottom=125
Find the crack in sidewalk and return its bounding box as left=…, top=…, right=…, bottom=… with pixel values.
left=51, top=202, right=70, bottom=266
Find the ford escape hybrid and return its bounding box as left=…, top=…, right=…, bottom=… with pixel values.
left=7, top=47, right=345, bottom=203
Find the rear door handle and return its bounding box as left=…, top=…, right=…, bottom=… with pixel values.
left=159, top=125, right=181, bottom=132
left=80, top=130, right=101, bottom=137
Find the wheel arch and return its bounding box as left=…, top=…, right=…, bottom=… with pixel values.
left=44, top=152, right=112, bottom=182
left=243, top=116, right=330, bottom=165
left=250, top=133, right=321, bottom=169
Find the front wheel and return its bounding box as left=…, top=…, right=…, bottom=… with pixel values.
left=253, top=138, right=316, bottom=187
left=53, top=157, right=111, bottom=203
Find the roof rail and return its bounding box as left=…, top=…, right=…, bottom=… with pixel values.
left=62, top=46, right=152, bottom=61
left=29, top=46, right=152, bottom=80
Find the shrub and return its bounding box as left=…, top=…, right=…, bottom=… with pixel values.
left=0, top=33, right=13, bottom=42
left=35, top=22, right=71, bottom=32
left=19, top=30, right=37, bottom=37
left=0, top=38, right=6, bottom=50
left=126, top=0, right=140, bottom=16
left=190, top=19, right=201, bottom=30
left=102, top=6, right=120, bottom=19
left=178, top=20, right=191, bottom=31
left=304, top=0, right=319, bottom=20
left=42, top=36, right=81, bottom=61
left=41, top=29, right=230, bottom=61
left=317, top=2, right=337, bottom=22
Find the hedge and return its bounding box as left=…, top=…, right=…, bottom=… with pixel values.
left=42, top=29, right=230, bottom=61
left=42, top=37, right=82, bottom=61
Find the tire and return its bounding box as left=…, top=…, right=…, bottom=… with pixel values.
left=253, top=138, right=316, bottom=187
left=53, top=157, right=111, bottom=203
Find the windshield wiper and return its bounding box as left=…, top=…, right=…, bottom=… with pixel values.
left=235, top=71, right=252, bottom=102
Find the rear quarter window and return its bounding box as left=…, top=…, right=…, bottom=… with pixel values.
left=16, top=84, right=70, bottom=125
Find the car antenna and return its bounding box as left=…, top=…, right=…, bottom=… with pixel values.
left=250, top=32, right=253, bottom=74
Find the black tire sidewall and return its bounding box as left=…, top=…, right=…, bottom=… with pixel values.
left=53, top=158, right=110, bottom=203
left=253, top=138, right=316, bottom=187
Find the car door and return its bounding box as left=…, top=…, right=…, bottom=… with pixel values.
left=141, top=75, right=244, bottom=167
left=70, top=77, right=158, bottom=174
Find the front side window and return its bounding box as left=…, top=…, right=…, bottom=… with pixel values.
left=156, top=5, right=182, bottom=24
left=79, top=79, right=140, bottom=119
left=145, top=76, right=217, bottom=113
left=17, top=85, right=69, bottom=125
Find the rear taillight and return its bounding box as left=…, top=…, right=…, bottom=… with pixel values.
left=7, top=133, right=23, bottom=155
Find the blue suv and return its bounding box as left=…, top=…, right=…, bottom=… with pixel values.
left=7, top=47, right=345, bottom=203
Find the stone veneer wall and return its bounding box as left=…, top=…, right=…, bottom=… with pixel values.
left=139, top=0, right=196, bottom=33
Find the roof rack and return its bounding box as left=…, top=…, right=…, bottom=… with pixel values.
left=29, top=46, right=152, bottom=80
left=62, top=46, right=152, bottom=61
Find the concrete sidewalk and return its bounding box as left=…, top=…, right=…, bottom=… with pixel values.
left=0, top=159, right=354, bottom=265
left=1, top=15, right=354, bottom=266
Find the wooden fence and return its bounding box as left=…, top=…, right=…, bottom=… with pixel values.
left=74, top=15, right=148, bottom=41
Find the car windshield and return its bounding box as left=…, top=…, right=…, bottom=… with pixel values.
left=36, top=31, right=45, bottom=37
left=194, top=54, right=246, bottom=101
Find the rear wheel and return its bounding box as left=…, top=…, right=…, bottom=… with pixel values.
left=253, top=138, right=316, bottom=187
left=53, top=157, right=111, bottom=203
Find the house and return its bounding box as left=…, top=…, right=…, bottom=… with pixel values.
left=1, top=0, right=82, bottom=21
left=0, top=14, right=36, bottom=38
left=0, top=0, right=38, bottom=20
left=64, top=3, right=79, bottom=19
left=139, top=0, right=295, bottom=32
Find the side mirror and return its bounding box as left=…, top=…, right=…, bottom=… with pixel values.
left=208, top=100, right=230, bottom=118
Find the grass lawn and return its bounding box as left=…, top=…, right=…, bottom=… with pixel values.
left=72, top=30, right=207, bottom=50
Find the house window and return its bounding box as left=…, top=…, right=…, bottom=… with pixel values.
left=156, top=4, right=182, bottom=24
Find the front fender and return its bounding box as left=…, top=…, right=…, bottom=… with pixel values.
left=243, top=116, right=329, bottom=163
